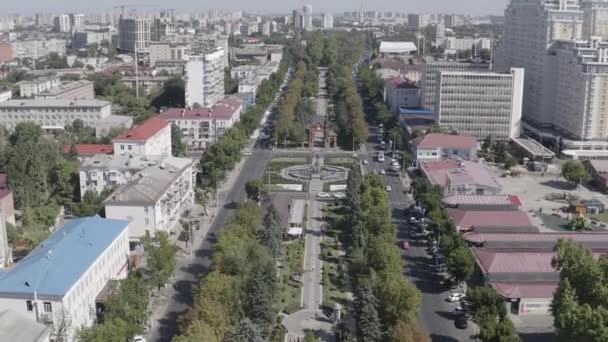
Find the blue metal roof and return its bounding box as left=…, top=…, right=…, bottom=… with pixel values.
left=0, top=216, right=129, bottom=297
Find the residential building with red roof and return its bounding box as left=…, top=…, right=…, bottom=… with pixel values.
left=112, top=117, right=171, bottom=158
left=448, top=208, right=536, bottom=233
left=419, top=159, right=502, bottom=196
left=63, top=144, right=114, bottom=158
left=442, top=194, right=521, bottom=210
left=384, top=76, right=420, bottom=114
left=158, top=97, right=243, bottom=150
left=464, top=231, right=608, bottom=249
left=414, top=133, right=478, bottom=163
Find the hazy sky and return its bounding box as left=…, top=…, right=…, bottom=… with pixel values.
left=5, top=0, right=507, bottom=16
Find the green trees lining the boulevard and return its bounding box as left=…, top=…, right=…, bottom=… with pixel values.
left=175, top=202, right=286, bottom=341
left=344, top=172, right=427, bottom=341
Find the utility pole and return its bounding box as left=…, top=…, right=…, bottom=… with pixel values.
left=135, top=45, right=139, bottom=99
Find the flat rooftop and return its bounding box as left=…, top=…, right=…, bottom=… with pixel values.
left=0, top=99, right=110, bottom=108
left=289, top=199, right=306, bottom=225
left=36, top=80, right=93, bottom=96
left=512, top=137, right=555, bottom=158
left=465, top=232, right=608, bottom=249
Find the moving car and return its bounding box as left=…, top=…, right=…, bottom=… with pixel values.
left=385, top=185, right=392, bottom=192
left=447, top=293, right=465, bottom=302
left=317, top=192, right=331, bottom=198
left=380, top=169, right=386, bottom=175
left=363, top=160, right=369, bottom=165
left=401, top=241, right=410, bottom=250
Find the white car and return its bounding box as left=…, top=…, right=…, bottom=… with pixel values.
left=380, top=169, right=386, bottom=175
left=447, top=293, right=465, bottom=302
left=385, top=185, right=392, bottom=192
left=132, top=336, right=146, bottom=342
left=317, top=192, right=331, bottom=198
left=363, top=160, right=369, bottom=165
left=333, top=192, right=346, bottom=199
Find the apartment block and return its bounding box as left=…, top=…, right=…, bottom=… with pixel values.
left=112, top=116, right=171, bottom=158
left=118, top=17, right=151, bottom=53
left=384, top=76, right=420, bottom=114
left=185, top=46, right=224, bottom=107
left=104, top=157, right=195, bottom=241
left=435, top=68, right=524, bottom=140
left=72, top=29, right=112, bottom=49
left=159, top=97, right=243, bottom=150
left=16, top=76, right=61, bottom=97
left=0, top=216, right=130, bottom=341
left=148, top=41, right=187, bottom=67
left=12, top=39, right=66, bottom=60
left=421, top=60, right=490, bottom=111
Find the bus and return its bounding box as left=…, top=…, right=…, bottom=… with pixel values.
left=377, top=151, right=385, bottom=162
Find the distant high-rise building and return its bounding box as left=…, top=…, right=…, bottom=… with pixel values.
left=185, top=47, right=224, bottom=108
left=35, top=13, right=54, bottom=27
left=322, top=13, right=333, bottom=29
left=53, top=14, right=71, bottom=33
left=582, top=0, right=608, bottom=39
left=118, top=17, right=151, bottom=53
left=408, top=14, right=430, bottom=29
left=70, top=13, right=84, bottom=28
left=302, top=5, right=313, bottom=30
left=435, top=21, right=445, bottom=44
left=261, top=21, right=271, bottom=36
left=293, top=9, right=302, bottom=33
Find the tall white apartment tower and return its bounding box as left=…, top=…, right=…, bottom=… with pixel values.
left=322, top=13, right=334, bottom=29
left=303, top=5, right=313, bottom=30
left=118, top=17, right=152, bottom=53
left=53, top=14, right=71, bottom=33
left=185, top=47, right=225, bottom=108
left=582, top=0, right=608, bottom=38
left=494, top=0, right=583, bottom=128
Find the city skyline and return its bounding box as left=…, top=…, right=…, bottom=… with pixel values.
left=4, top=0, right=508, bottom=16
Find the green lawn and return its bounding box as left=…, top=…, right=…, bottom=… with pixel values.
left=276, top=238, right=305, bottom=315
left=321, top=204, right=351, bottom=311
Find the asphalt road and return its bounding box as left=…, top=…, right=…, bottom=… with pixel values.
left=362, top=126, right=476, bottom=342
left=148, top=70, right=290, bottom=341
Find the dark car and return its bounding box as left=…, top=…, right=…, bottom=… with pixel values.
left=455, top=316, right=468, bottom=329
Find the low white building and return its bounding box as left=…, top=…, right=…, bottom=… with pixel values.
left=413, top=133, right=478, bottom=163
left=159, top=97, right=243, bottom=150
left=379, top=41, right=418, bottom=57
left=16, top=76, right=61, bottom=97
left=33, top=80, right=94, bottom=100
left=104, top=157, right=195, bottom=241
left=112, top=116, right=172, bottom=158
left=435, top=68, right=524, bottom=140
left=0, top=216, right=130, bottom=341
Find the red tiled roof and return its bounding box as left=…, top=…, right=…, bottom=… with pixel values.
left=415, top=133, right=477, bottom=149
left=63, top=144, right=114, bottom=156
left=448, top=208, right=532, bottom=231
left=464, top=232, right=608, bottom=244
left=159, top=98, right=242, bottom=120
left=0, top=173, right=10, bottom=200
left=386, top=76, right=418, bottom=89
left=114, top=117, right=169, bottom=142
left=420, top=159, right=501, bottom=190
left=490, top=282, right=558, bottom=300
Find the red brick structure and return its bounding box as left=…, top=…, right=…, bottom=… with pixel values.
left=307, top=118, right=337, bottom=148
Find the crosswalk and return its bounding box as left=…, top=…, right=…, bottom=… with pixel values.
left=391, top=200, right=408, bottom=207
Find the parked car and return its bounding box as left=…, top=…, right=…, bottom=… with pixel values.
left=333, top=192, right=346, bottom=199
left=385, top=185, right=392, bottom=192
left=363, top=160, right=369, bottom=165
left=380, top=169, right=386, bottom=175
left=401, top=241, right=410, bottom=250
left=409, top=217, right=419, bottom=224
left=434, top=264, right=446, bottom=272
left=447, top=293, right=465, bottom=302
left=132, top=336, right=147, bottom=342
left=317, top=192, right=331, bottom=198
left=451, top=306, right=466, bottom=316
left=455, top=316, right=468, bottom=329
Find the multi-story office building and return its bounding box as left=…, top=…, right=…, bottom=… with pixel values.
left=435, top=68, right=524, bottom=140
left=0, top=99, right=111, bottom=130
left=384, top=76, right=421, bottom=114
left=34, top=80, right=94, bottom=100
left=12, top=39, right=66, bottom=60
left=72, top=29, right=112, bottom=49
left=16, top=76, right=61, bottom=97
left=112, top=116, right=172, bottom=158
left=293, top=9, right=302, bottom=33
left=53, top=14, right=71, bottom=33
left=444, top=14, right=465, bottom=28
left=421, top=60, right=489, bottom=110
left=151, top=17, right=176, bottom=42
left=148, top=41, right=187, bottom=67
left=185, top=46, right=224, bottom=108
left=0, top=216, right=130, bottom=341
left=159, top=97, right=243, bottom=150
left=104, top=157, right=195, bottom=241
left=118, top=17, right=151, bottom=53
left=322, top=13, right=334, bottom=29
left=303, top=5, right=313, bottom=30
